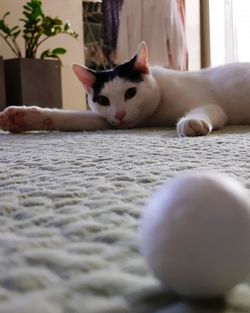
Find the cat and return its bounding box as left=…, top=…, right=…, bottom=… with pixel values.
left=1, top=42, right=250, bottom=136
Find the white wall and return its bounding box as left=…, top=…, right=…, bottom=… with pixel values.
left=0, top=0, right=86, bottom=110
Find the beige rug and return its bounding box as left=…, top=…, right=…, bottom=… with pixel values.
left=0, top=127, right=250, bottom=313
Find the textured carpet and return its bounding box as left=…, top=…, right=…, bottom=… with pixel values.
left=0, top=127, right=250, bottom=313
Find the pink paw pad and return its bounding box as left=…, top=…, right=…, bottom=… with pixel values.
left=0, top=108, right=26, bottom=132
left=8, top=112, right=25, bottom=127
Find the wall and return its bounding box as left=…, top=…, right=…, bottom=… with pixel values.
left=0, top=0, right=86, bottom=110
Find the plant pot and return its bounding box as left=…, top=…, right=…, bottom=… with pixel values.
left=0, top=57, right=6, bottom=111
left=4, top=58, right=62, bottom=108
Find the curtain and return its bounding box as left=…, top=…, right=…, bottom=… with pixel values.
left=102, top=0, right=124, bottom=62
left=224, top=0, right=238, bottom=63
left=210, top=0, right=250, bottom=65
left=114, top=0, right=188, bottom=70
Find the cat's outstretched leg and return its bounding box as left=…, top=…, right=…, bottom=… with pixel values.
left=0, top=106, right=48, bottom=133
left=0, top=106, right=110, bottom=133
left=177, top=104, right=228, bottom=137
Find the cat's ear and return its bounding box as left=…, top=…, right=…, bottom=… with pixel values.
left=134, top=42, right=150, bottom=75
left=72, top=64, right=96, bottom=92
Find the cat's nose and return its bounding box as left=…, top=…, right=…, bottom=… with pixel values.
left=115, top=111, right=126, bottom=121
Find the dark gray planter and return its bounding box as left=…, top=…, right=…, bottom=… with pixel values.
left=0, top=57, right=6, bottom=111
left=4, top=58, right=62, bottom=108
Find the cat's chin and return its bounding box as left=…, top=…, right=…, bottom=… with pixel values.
left=111, top=121, right=138, bottom=129
left=117, top=123, right=135, bottom=129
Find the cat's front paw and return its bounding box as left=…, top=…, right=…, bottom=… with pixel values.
left=177, top=118, right=212, bottom=137
left=0, top=106, right=52, bottom=133
left=0, top=106, right=27, bottom=133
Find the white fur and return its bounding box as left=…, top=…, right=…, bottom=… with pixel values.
left=150, top=64, right=250, bottom=131
left=140, top=172, right=250, bottom=297
left=86, top=50, right=250, bottom=136
left=88, top=75, right=160, bottom=128
left=71, top=43, right=250, bottom=136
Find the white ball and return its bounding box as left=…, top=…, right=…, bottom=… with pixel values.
left=140, top=172, right=250, bottom=298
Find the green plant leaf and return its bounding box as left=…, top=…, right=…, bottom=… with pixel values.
left=52, top=47, right=66, bottom=55
left=1, top=0, right=78, bottom=59
left=21, top=0, right=44, bottom=57
left=40, top=48, right=62, bottom=64
left=23, top=5, right=32, bottom=12
left=2, top=12, right=10, bottom=19
left=64, top=22, right=70, bottom=31
left=0, top=23, right=10, bottom=35
left=0, top=12, right=12, bottom=35
left=13, top=30, right=21, bottom=38
left=40, top=48, right=50, bottom=58
left=10, top=26, right=19, bottom=32
left=0, top=11, right=21, bottom=57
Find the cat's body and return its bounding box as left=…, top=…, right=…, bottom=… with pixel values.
left=0, top=43, right=250, bottom=136
left=147, top=63, right=250, bottom=126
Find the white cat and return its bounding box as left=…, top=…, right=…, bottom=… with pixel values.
left=1, top=42, right=250, bottom=136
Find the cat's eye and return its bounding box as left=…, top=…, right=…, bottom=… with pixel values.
left=96, top=95, right=110, bottom=106
left=125, top=87, right=137, bottom=101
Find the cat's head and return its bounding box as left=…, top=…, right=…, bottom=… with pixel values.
left=72, top=42, right=159, bottom=128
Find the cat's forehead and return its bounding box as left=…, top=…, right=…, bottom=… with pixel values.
left=92, top=56, right=143, bottom=96
left=100, top=76, right=135, bottom=96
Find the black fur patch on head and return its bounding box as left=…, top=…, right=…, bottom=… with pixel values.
left=92, top=56, right=144, bottom=101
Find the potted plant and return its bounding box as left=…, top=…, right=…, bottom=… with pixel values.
left=0, top=56, right=6, bottom=110
left=0, top=0, right=78, bottom=109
